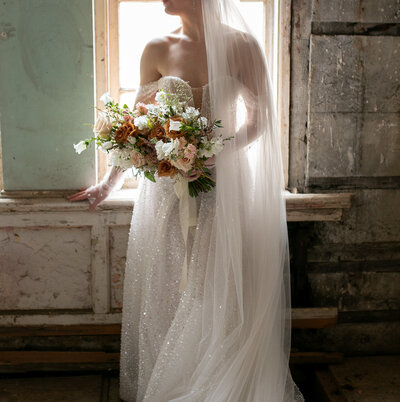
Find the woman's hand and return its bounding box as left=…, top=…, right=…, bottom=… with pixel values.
left=66, top=184, right=109, bottom=212
left=66, top=166, right=127, bottom=211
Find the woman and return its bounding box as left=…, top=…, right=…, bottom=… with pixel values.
left=68, top=0, right=305, bottom=400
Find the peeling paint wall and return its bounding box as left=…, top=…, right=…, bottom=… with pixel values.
left=290, top=0, right=400, bottom=354
left=0, top=200, right=133, bottom=325
left=0, top=0, right=95, bottom=190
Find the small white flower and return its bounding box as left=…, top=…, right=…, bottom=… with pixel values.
left=211, top=138, right=224, bottom=155
left=155, top=140, right=166, bottom=160
left=101, top=141, right=113, bottom=151
left=182, top=106, right=200, bottom=121
left=147, top=104, right=157, bottom=114
left=73, top=141, right=87, bottom=154
left=169, top=119, right=183, bottom=132
left=100, top=92, right=113, bottom=104
left=162, top=138, right=180, bottom=157
left=109, top=148, right=133, bottom=169
left=134, top=115, right=148, bottom=130
left=199, top=116, right=208, bottom=128
left=198, top=138, right=224, bottom=158
left=155, top=90, right=167, bottom=105
left=127, top=136, right=137, bottom=145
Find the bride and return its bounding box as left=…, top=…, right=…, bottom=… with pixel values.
left=68, top=0, right=305, bottom=401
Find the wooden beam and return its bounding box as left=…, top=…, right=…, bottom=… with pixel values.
left=290, top=352, right=344, bottom=365
left=0, top=324, right=122, bottom=337
left=0, top=351, right=119, bottom=365
left=0, top=308, right=338, bottom=337
left=0, top=351, right=344, bottom=373
left=292, top=307, right=338, bottom=329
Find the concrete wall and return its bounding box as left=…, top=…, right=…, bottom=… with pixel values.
left=290, top=0, right=400, bottom=355
left=0, top=0, right=95, bottom=191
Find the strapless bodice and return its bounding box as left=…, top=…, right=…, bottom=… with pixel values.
left=135, top=76, right=211, bottom=119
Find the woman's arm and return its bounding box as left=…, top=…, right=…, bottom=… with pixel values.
left=236, top=34, right=272, bottom=146
left=67, top=40, right=164, bottom=209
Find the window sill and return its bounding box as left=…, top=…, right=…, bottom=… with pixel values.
left=0, top=189, right=354, bottom=221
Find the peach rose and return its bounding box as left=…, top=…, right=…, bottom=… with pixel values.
left=158, top=160, right=177, bottom=178
left=149, top=123, right=166, bottom=141
left=114, top=122, right=138, bottom=144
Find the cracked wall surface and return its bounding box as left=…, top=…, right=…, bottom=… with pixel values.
left=290, top=0, right=400, bottom=354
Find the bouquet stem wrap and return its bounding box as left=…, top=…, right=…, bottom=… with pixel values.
left=173, top=176, right=197, bottom=293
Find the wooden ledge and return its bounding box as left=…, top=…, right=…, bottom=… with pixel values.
left=285, top=191, right=354, bottom=222
left=0, top=189, right=354, bottom=222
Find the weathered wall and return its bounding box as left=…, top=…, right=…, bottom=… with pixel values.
left=0, top=198, right=133, bottom=326
left=290, top=0, right=400, bottom=355
left=0, top=0, right=95, bottom=191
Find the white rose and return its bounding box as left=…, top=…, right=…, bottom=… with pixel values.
left=100, top=92, right=113, bottom=104
left=73, top=141, right=87, bottom=154
left=134, top=115, right=148, bottom=131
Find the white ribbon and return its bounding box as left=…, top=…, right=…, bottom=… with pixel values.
left=174, top=176, right=197, bottom=293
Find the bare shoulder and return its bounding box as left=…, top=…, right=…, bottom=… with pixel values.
left=223, top=25, right=260, bottom=51
left=139, top=28, right=184, bottom=86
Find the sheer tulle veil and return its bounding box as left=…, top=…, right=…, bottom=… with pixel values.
left=170, top=0, right=305, bottom=400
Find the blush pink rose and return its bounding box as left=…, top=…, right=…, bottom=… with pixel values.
left=135, top=102, right=148, bottom=116
left=123, top=114, right=134, bottom=123
left=130, top=150, right=146, bottom=168
left=184, top=143, right=197, bottom=161
left=178, top=137, right=187, bottom=150
left=171, top=157, right=194, bottom=173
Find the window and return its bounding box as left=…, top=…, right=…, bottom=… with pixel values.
left=94, top=0, right=290, bottom=186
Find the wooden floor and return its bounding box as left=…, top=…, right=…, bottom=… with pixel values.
left=313, top=355, right=400, bottom=401
left=0, top=355, right=398, bottom=401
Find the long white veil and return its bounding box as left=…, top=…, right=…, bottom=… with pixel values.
left=170, top=0, right=304, bottom=400
left=119, top=0, right=305, bottom=400
left=154, top=0, right=304, bottom=402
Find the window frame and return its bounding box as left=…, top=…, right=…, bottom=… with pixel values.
left=93, top=0, right=291, bottom=187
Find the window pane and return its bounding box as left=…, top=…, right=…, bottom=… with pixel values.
left=119, top=2, right=181, bottom=89
left=237, top=2, right=265, bottom=53
left=120, top=90, right=137, bottom=109
left=119, top=1, right=265, bottom=92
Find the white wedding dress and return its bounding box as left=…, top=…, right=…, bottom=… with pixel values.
left=120, top=76, right=218, bottom=402
left=119, top=76, right=304, bottom=402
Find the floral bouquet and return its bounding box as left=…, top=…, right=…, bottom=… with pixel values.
left=74, top=91, right=232, bottom=197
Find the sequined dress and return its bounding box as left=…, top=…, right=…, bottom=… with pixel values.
left=119, top=76, right=216, bottom=402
